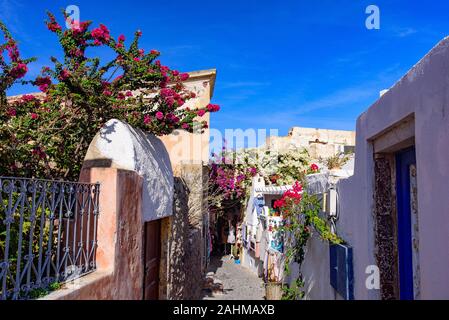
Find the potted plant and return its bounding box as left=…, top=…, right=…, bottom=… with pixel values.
left=265, top=260, right=283, bottom=300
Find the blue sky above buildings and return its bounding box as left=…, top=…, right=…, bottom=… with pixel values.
left=2, top=0, right=449, bottom=138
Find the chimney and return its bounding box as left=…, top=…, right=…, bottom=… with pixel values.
left=379, top=89, right=389, bottom=97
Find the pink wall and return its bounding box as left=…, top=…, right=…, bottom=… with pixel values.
left=44, top=168, right=145, bottom=300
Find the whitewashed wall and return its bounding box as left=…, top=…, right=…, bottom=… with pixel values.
left=84, top=119, right=174, bottom=222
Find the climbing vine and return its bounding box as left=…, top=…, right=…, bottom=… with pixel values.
left=273, top=181, right=342, bottom=300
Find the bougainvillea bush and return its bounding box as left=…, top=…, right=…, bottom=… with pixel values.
left=272, top=181, right=341, bottom=299
left=0, top=22, right=35, bottom=110
left=207, top=146, right=321, bottom=213
left=0, top=12, right=219, bottom=180
left=208, top=149, right=258, bottom=209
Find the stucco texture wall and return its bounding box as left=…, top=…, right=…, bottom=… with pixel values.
left=43, top=168, right=145, bottom=300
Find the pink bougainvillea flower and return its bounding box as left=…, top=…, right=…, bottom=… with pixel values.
left=164, top=97, right=175, bottom=107
left=160, top=88, right=175, bottom=97
left=91, top=24, right=110, bottom=44
left=34, top=76, right=52, bottom=92
left=21, top=94, right=36, bottom=103
left=71, top=20, right=89, bottom=34
left=155, top=111, right=164, bottom=120
left=310, top=163, right=319, bottom=172
left=59, top=69, right=70, bottom=80
left=138, top=49, right=144, bottom=56
left=197, top=109, right=206, bottom=117
left=118, top=34, right=125, bottom=42
left=125, top=91, right=133, bottom=97
left=249, top=167, right=257, bottom=176
left=46, top=15, right=62, bottom=32
left=6, top=41, right=19, bottom=62
left=10, top=63, right=28, bottom=79
left=47, top=23, right=62, bottom=32
left=30, top=113, right=39, bottom=120
left=182, top=123, right=190, bottom=130
left=150, top=49, right=159, bottom=55
left=6, top=108, right=16, bottom=117
left=179, top=73, right=189, bottom=81
left=206, top=103, right=220, bottom=112
left=68, top=19, right=81, bottom=32
left=176, top=98, right=185, bottom=107
left=143, top=115, right=151, bottom=124
left=160, top=65, right=169, bottom=74
left=168, top=114, right=179, bottom=123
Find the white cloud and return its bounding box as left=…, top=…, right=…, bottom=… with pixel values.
left=393, top=27, right=417, bottom=38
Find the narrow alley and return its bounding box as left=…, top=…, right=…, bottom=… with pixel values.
left=201, top=256, right=266, bottom=300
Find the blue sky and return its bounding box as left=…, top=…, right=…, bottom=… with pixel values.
left=2, top=0, right=449, bottom=138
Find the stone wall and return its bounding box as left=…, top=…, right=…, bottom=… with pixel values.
left=266, top=127, right=356, bottom=159
left=373, top=155, right=399, bottom=299
left=161, top=165, right=208, bottom=299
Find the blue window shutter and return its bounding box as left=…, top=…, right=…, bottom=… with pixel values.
left=330, top=244, right=354, bottom=300
left=253, top=195, right=265, bottom=216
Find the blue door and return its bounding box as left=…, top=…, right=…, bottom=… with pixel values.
left=395, top=147, right=416, bottom=300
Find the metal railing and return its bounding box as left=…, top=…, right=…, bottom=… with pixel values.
left=0, top=177, right=100, bottom=300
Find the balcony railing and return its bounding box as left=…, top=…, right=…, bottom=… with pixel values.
left=0, top=177, right=100, bottom=300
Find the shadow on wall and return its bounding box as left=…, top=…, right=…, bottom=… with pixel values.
left=168, top=177, right=204, bottom=299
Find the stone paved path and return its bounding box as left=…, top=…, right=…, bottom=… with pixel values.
left=201, top=255, right=265, bottom=300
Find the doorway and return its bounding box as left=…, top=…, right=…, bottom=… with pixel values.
left=143, top=219, right=161, bottom=300
left=395, top=146, right=416, bottom=300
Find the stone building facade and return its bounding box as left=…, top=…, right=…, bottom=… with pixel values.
left=266, top=127, right=355, bottom=159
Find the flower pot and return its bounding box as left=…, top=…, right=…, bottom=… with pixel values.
left=269, top=174, right=279, bottom=184
left=265, top=282, right=283, bottom=300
